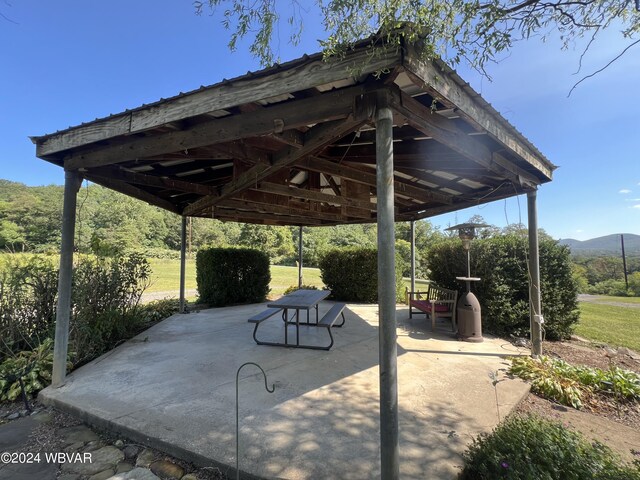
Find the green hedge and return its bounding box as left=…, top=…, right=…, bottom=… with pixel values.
left=196, top=247, right=270, bottom=307
left=319, top=247, right=404, bottom=303
left=427, top=234, right=579, bottom=340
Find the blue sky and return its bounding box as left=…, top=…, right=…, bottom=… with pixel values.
left=1, top=1, right=638, bottom=240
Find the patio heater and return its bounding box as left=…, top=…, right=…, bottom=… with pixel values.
left=446, top=223, right=488, bottom=343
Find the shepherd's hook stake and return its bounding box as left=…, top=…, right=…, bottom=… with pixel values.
left=236, top=362, right=275, bottom=480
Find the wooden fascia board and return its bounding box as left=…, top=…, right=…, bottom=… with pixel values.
left=402, top=46, right=554, bottom=181
left=83, top=174, right=181, bottom=214
left=36, top=47, right=402, bottom=157
left=63, top=85, right=364, bottom=171
left=182, top=116, right=368, bottom=216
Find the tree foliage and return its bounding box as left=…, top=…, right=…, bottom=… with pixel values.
left=195, top=0, right=639, bottom=80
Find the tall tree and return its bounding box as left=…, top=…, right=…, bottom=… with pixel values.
left=196, top=0, right=639, bottom=85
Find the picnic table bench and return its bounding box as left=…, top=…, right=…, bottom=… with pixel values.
left=407, top=284, right=458, bottom=332
left=248, top=289, right=345, bottom=350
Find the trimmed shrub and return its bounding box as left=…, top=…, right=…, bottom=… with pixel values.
left=461, top=414, right=640, bottom=479
left=196, top=247, right=270, bottom=307
left=427, top=234, right=579, bottom=339
left=318, top=247, right=404, bottom=303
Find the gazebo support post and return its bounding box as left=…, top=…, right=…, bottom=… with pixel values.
left=527, top=190, right=543, bottom=357
left=179, top=215, right=187, bottom=314
left=410, top=220, right=416, bottom=294
left=298, top=226, right=303, bottom=288
left=52, top=170, right=81, bottom=387
left=376, top=92, right=399, bottom=479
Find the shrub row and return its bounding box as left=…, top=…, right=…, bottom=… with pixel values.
left=319, top=247, right=404, bottom=303
left=196, top=247, right=270, bottom=307
left=427, top=234, right=579, bottom=339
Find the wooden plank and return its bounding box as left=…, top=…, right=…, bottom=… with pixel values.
left=213, top=208, right=325, bottom=226
left=130, top=47, right=401, bottom=132
left=258, top=182, right=376, bottom=211
left=403, top=46, right=554, bottom=181
left=220, top=199, right=345, bottom=223
left=297, top=156, right=453, bottom=205
left=64, top=85, right=363, bottom=171
left=88, top=166, right=216, bottom=195
left=389, top=90, right=538, bottom=187
left=83, top=174, right=181, bottom=214
left=182, top=116, right=368, bottom=216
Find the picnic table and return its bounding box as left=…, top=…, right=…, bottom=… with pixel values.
left=248, top=289, right=346, bottom=350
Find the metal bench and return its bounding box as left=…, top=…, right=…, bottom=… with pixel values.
left=317, top=303, right=346, bottom=350
left=248, top=307, right=284, bottom=324
left=407, top=285, right=458, bottom=332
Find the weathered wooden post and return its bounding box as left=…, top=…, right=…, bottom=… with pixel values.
left=376, top=90, right=399, bottom=479
left=527, top=190, right=543, bottom=357
left=52, top=170, right=81, bottom=387
left=179, top=215, right=187, bottom=313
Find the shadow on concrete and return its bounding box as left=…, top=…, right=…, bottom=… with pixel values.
left=40, top=302, right=530, bottom=479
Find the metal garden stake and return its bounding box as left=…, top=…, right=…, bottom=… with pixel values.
left=235, top=362, right=275, bottom=480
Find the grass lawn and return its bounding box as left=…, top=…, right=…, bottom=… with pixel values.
left=590, top=295, right=640, bottom=305
left=147, top=258, right=430, bottom=299
left=575, top=302, right=640, bottom=351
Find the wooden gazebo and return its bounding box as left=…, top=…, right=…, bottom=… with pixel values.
left=32, top=39, right=554, bottom=479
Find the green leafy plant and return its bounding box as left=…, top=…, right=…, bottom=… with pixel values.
left=461, top=414, right=640, bottom=479
left=427, top=234, right=579, bottom=339
left=196, top=247, right=270, bottom=307
left=0, top=339, right=69, bottom=401
left=319, top=247, right=404, bottom=303
left=509, top=356, right=640, bottom=409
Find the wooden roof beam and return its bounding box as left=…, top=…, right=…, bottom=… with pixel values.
left=83, top=174, right=181, bottom=214
left=403, top=45, right=554, bottom=181
left=183, top=114, right=369, bottom=216
left=63, top=85, right=365, bottom=171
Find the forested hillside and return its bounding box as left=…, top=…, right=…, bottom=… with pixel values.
left=0, top=179, right=443, bottom=269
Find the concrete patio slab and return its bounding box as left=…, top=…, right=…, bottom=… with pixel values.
left=39, top=303, right=530, bottom=479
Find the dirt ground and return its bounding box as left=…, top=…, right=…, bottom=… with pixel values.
left=513, top=338, right=640, bottom=462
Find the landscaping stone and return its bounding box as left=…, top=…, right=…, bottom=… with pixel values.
left=62, top=445, right=124, bottom=475
left=181, top=474, right=198, bottom=480
left=84, top=439, right=107, bottom=452
left=59, top=424, right=100, bottom=444
left=6, top=412, right=19, bottom=420
left=67, top=440, right=85, bottom=451
left=149, top=459, right=184, bottom=479
left=115, top=439, right=125, bottom=447
left=123, top=445, right=139, bottom=459
left=58, top=474, right=82, bottom=480
left=116, top=461, right=135, bottom=473
left=107, top=467, right=161, bottom=480
left=135, top=448, right=156, bottom=468
left=89, top=468, right=116, bottom=480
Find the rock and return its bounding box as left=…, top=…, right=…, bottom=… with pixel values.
left=106, top=467, right=161, bottom=480
left=116, top=461, right=135, bottom=473
left=89, top=469, right=116, bottom=480
left=63, top=445, right=124, bottom=475
left=114, top=439, right=125, bottom=448
left=6, top=412, right=19, bottom=420
left=31, top=410, right=53, bottom=423
left=67, top=441, right=86, bottom=452
left=181, top=474, right=198, bottom=480
left=59, top=425, right=101, bottom=445
left=149, top=459, right=184, bottom=479
left=58, top=475, right=82, bottom=480
left=19, top=409, right=29, bottom=416
left=135, top=448, right=156, bottom=468
left=123, top=445, right=139, bottom=459
left=84, top=440, right=106, bottom=452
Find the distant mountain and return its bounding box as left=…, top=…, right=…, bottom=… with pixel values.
left=559, top=234, right=640, bottom=255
